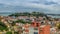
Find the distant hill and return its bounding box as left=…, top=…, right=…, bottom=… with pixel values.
left=0, top=12, right=15, bottom=14
left=45, top=14, right=60, bottom=16
left=9, top=12, right=47, bottom=17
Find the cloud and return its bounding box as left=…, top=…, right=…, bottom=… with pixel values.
left=0, top=0, right=58, bottom=5
left=0, top=0, right=60, bottom=14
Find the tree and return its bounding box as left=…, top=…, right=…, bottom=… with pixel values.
left=58, top=23, right=60, bottom=29
left=0, top=22, right=8, bottom=31
left=6, top=31, right=12, bottom=34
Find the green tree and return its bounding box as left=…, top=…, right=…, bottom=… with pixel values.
left=0, top=22, right=8, bottom=31
left=6, top=31, right=12, bottom=34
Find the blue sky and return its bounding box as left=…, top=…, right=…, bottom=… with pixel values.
left=0, top=0, right=60, bottom=14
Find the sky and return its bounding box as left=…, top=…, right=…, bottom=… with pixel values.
left=0, top=0, right=60, bottom=14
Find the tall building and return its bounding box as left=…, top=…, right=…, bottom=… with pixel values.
left=38, top=25, right=50, bottom=34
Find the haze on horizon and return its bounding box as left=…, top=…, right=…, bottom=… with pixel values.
left=0, top=0, right=60, bottom=14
